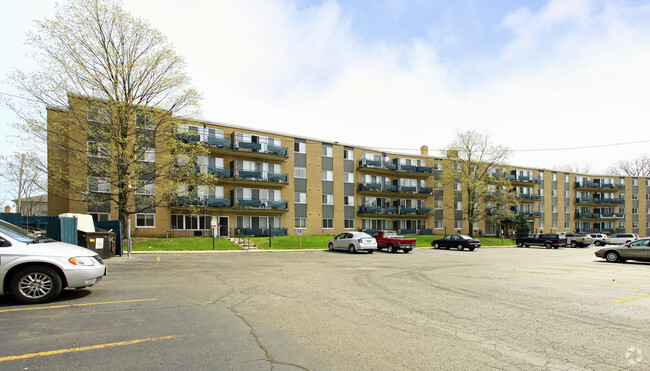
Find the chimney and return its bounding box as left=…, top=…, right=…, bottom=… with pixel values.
left=420, top=145, right=428, bottom=156
left=4, top=205, right=11, bottom=213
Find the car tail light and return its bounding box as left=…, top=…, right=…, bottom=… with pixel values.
left=358, top=239, right=363, bottom=243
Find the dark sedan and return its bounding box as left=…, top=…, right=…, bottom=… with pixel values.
left=431, top=234, right=481, bottom=251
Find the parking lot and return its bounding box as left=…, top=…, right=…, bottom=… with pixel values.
left=1, top=246, right=649, bottom=370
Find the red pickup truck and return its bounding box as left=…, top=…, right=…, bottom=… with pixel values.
left=370, top=230, right=416, bottom=253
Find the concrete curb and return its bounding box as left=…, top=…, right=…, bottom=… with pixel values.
left=125, top=245, right=518, bottom=254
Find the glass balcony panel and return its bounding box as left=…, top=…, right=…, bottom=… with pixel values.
left=207, top=137, right=231, bottom=147
left=267, top=144, right=287, bottom=156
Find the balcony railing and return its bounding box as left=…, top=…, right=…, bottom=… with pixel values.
left=207, top=166, right=231, bottom=177
left=399, top=186, right=417, bottom=194
left=384, top=185, right=397, bottom=192
left=267, top=173, right=288, bottom=182
left=207, top=197, right=231, bottom=207
left=358, top=183, right=383, bottom=191
left=267, top=145, right=287, bottom=156
left=575, top=197, right=593, bottom=203
left=238, top=141, right=262, bottom=151
left=238, top=199, right=263, bottom=207
left=400, top=207, right=418, bottom=215
left=206, top=136, right=231, bottom=147
left=267, top=201, right=288, bottom=209
left=175, top=132, right=201, bottom=143
left=238, top=170, right=263, bottom=179
left=419, top=187, right=433, bottom=194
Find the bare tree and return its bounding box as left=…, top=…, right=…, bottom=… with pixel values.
left=0, top=152, right=46, bottom=215
left=607, top=154, right=650, bottom=176
left=6, top=0, right=207, bottom=229
left=442, top=131, right=518, bottom=237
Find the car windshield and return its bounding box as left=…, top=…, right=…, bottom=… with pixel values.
left=384, top=232, right=398, bottom=237
left=460, top=235, right=473, bottom=239
left=0, top=220, right=39, bottom=243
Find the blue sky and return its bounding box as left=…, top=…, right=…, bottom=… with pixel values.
left=2, top=0, right=650, bottom=207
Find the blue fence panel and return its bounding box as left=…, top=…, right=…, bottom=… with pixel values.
left=60, top=217, right=78, bottom=245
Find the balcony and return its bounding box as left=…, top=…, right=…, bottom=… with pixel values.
left=175, top=132, right=201, bottom=143
left=267, top=201, right=288, bottom=209
left=575, top=181, right=617, bottom=190
left=238, top=170, right=263, bottom=179
left=399, top=164, right=433, bottom=174
left=399, top=186, right=417, bottom=194
left=418, top=207, right=432, bottom=214
left=518, top=194, right=541, bottom=201
left=358, top=183, right=383, bottom=192
left=206, top=136, right=231, bottom=147
left=600, top=213, right=625, bottom=219
left=575, top=212, right=599, bottom=219
left=207, top=197, right=231, bottom=207
left=267, top=173, right=288, bottom=182
left=400, top=207, right=418, bottom=215
left=207, top=166, right=231, bottom=177
left=385, top=206, right=398, bottom=214
left=237, top=141, right=262, bottom=151
left=575, top=197, right=593, bottom=204
left=238, top=199, right=263, bottom=208
left=384, top=185, right=397, bottom=193
left=358, top=206, right=383, bottom=214
left=267, top=144, right=287, bottom=156
left=419, top=187, right=433, bottom=195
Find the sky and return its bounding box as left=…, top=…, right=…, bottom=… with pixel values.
left=2, top=0, right=650, bottom=206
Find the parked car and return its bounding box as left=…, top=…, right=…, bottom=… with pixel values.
left=589, top=233, right=609, bottom=247
left=564, top=233, right=593, bottom=248
left=0, top=219, right=107, bottom=304
left=595, top=238, right=650, bottom=263
left=607, top=233, right=639, bottom=245
left=328, top=232, right=377, bottom=254
left=371, top=230, right=416, bottom=253
left=516, top=233, right=566, bottom=249
left=431, top=234, right=481, bottom=251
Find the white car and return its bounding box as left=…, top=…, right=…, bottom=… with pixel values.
left=607, top=233, right=640, bottom=245
left=0, top=219, right=106, bottom=304
left=328, top=232, right=377, bottom=254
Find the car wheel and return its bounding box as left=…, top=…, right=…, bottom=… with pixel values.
left=571, top=241, right=577, bottom=248
left=433, top=243, right=440, bottom=249
left=516, top=242, right=523, bottom=247
left=403, top=249, right=411, bottom=253
left=545, top=242, right=552, bottom=249
left=468, top=247, right=475, bottom=251
left=445, top=246, right=450, bottom=250
left=328, top=243, right=334, bottom=251
left=525, top=245, right=530, bottom=248
left=9, top=265, right=62, bottom=304
left=457, top=244, right=464, bottom=251
left=387, top=244, right=395, bottom=253
left=605, top=251, right=620, bottom=262
left=553, top=246, right=559, bottom=249
left=349, top=245, right=356, bottom=254
left=367, top=249, right=373, bottom=254
left=594, top=241, right=601, bottom=247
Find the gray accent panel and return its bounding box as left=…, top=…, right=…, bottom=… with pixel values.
left=435, top=210, right=443, bottom=219
left=434, top=171, right=441, bottom=181
left=345, top=206, right=354, bottom=219
left=322, top=205, right=334, bottom=218
left=344, top=161, right=354, bottom=172
left=322, top=157, right=333, bottom=171
left=552, top=214, right=558, bottom=222
left=454, top=211, right=463, bottom=220
left=322, top=181, right=333, bottom=194
left=295, top=178, right=307, bottom=192
left=295, top=204, right=307, bottom=218
left=435, top=190, right=443, bottom=199
left=344, top=183, right=354, bottom=195
left=552, top=181, right=557, bottom=189
left=294, top=153, right=306, bottom=167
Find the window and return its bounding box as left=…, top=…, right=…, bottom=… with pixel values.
left=88, top=105, right=109, bottom=124
left=619, top=207, right=625, bottom=214
left=322, top=218, right=333, bottom=229
left=135, top=113, right=156, bottom=130
left=344, top=219, right=354, bottom=229
left=322, top=194, right=333, bottom=205
left=135, top=180, right=155, bottom=195
left=435, top=220, right=443, bottom=229
left=565, top=221, right=570, bottom=229
left=633, top=179, right=638, bottom=186
left=454, top=220, right=462, bottom=229
left=294, top=142, right=306, bottom=153
left=89, top=213, right=110, bottom=222
left=295, top=218, right=307, bottom=229
left=564, top=174, right=569, bottom=182
left=344, top=195, right=354, bottom=206
left=454, top=182, right=461, bottom=191
left=552, top=206, right=557, bottom=213
left=294, top=167, right=306, bottom=179
left=551, top=190, right=557, bottom=197
left=539, top=205, right=544, bottom=212
left=632, top=208, right=638, bottom=214
left=454, top=163, right=461, bottom=172
left=565, top=206, right=570, bottom=213
left=343, top=149, right=353, bottom=160
left=565, top=191, right=569, bottom=198
left=434, top=200, right=443, bottom=209
left=455, top=201, right=462, bottom=211
left=88, top=177, right=110, bottom=193
left=322, top=170, right=333, bottom=181
left=539, top=220, right=544, bottom=229
left=647, top=208, right=650, bottom=215
left=632, top=194, right=638, bottom=200
left=434, top=182, right=442, bottom=190
left=434, top=160, right=442, bottom=171
left=552, top=221, right=557, bottom=229
left=88, top=141, right=109, bottom=157
left=136, top=213, right=155, bottom=228
left=552, top=173, right=557, bottom=181
left=138, top=148, right=155, bottom=162
left=295, top=192, right=306, bottom=204
left=344, top=172, right=354, bottom=183
left=322, top=145, right=333, bottom=157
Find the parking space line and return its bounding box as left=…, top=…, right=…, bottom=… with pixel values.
left=0, top=335, right=183, bottom=362
left=614, top=293, right=650, bottom=304
left=0, top=298, right=157, bottom=313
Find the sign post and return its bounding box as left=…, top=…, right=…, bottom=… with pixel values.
left=211, top=217, right=217, bottom=250
left=298, top=228, right=302, bottom=249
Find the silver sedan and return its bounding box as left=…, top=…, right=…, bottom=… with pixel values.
left=328, top=232, right=377, bottom=253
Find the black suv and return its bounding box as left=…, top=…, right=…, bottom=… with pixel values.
left=516, top=233, right=567, bottom=249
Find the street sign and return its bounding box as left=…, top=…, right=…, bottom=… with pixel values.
left=298, top=229, right=302, bottom=236
left=211, top=217, right=217, bottom=229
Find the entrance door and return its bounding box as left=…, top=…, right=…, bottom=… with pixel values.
left=219, top=217, right=229, bottom=237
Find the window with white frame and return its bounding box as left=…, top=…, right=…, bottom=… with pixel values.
left=135, top=180, right=155, bottom=195
left=344, top=195, right=354, bottom=206
left=454, top=182, right=461, bottom=191
left=434, top=160, right=442, bottom=170
left=322, top=194, right=333, bottom=205
left=539, top=205, right=544, bottom=212
left=344, top=219, right=354, bottom=229
left=633, top=178, right=638, bottom=186
left=565, top=221, right=570, bottom=229
left=135, top=112, right=156, bottom=130
left=344, top=172, right=354, bottom=183
left=88, top=105, right=109, bottom=124
left=565, top=191, right=569, bottom=197
left=454, top=220, right=462, bottom=229
left=551, top=190, right=557, bottom=197
left=88, top=141, right=109, bottom=157
left=565, top=206, right=570, bottom=213
left=434, top=200, right=443, bottom=209
left=295, top=218, right=307, bottom=228
left=435, top=220, right=443, bottom=229
left=322, top=218, right=333, bottom=229
left=632, top=194, right=638, bottom=200
left=294, top=141, right=306, bottom=153
left=455, top=201, right=462, bottom=211
left=89, top=212, right=110, bottom=222
left=88, top=177, right=110, bottom=193
left=136, top=213, right=155, bottom=228
left=552, top=173, right=557, bottom=181
left=434, top=182, right=442, bottom=190
left=632, top=221, right=638, bottom=228
left=552, top=221, right=557, bottom=229
left=632, top=208, right=638, bottom=214
left=295, top=192, right=306, bottom=204
left=322, top=145, right=333, bottom=157
left=137, top=148, right=155, bottom=162
left=294, top=167, right=306, bottom=179
left=552, top=206, right=557, bottom=213
left=564, top=174, right=569, bottom=182
left=322, top=170, right=333, bottom=181
left=539, top=220, right=544, bottom=229
left=343, top=149, right=353, bottom=160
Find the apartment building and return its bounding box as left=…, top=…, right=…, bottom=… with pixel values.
left=47, top=96, right=650, bottom=238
